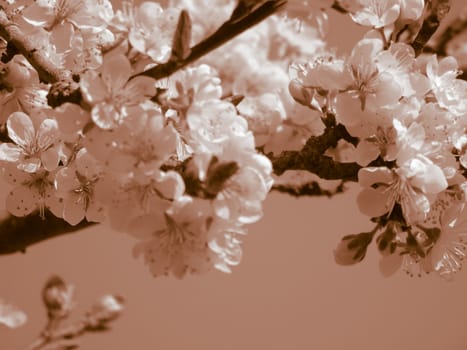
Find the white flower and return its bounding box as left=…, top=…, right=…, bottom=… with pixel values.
left=0, top=299, right=27, bottom=328
left=425, top=55, right=467, bottom=116
left=349, top=0, right=401, bottom=28
left=1, top=164, right=64, bottom=218
left=54, top=148, right=106, bottom=225
left=0, top=112, right=61, bottom=173
left=132, top=197, right=215, bottom=278
left=128, top=2, right=179, bottom=62
left=80, top=54, right=156, bottom=129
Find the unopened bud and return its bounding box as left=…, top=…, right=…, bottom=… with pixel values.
left=334, top=232, right=374, bottom=265
left=42, top=275, right=74, bottom=320
left=85, top=295, right=125, bottom=330
left=288, top=80, right=312, bottom=106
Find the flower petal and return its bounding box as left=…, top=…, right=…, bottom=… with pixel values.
left=358, top=166, right=394, bottom=187
left=63, top=197, right=85, bottom=226
left=357, top=187, right=391, bottom=217
left=6, top=186, right=39, bottom=217
left=92, top=103, right=121, bottom=130
left=50, top=22, right=74, bottom=53
left=0, top=143, right=22, bottom=162
left=7, top=112, right=35, bottom=149
left=55, top=167, right=80, bottom=195
left=121, top=76, right=156, bottom=104
left=17, top=158, right=42, bottom=173
left=0, top=299, right=27, bottom=328
left=379, top=253, right=402, bottom=277
left=80, top=70, right=108, bottom=104
left=102, top=54, right=131, bottom=93
left=21, top=1, right=55, bottom=27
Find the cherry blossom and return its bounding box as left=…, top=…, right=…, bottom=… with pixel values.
left=54, top=148, right=106, bottom=225
left=132, top=196, right=215, bottom=278
left=1, top=0, right=466, bottom=282
left=79, top=53, right=157, bottom=129
left=0, top=112, right=61, bottom=173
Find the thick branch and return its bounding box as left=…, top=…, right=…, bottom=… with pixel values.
left=0, top=9, right=80, bottom=107
left=0, top=210, right=94, bottom=255
left=0, top=9, right=74, bottom=84
left=268, top=123, right=361, bottom=181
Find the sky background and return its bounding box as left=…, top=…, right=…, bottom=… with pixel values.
left=1, top=1, right=467, bottom=350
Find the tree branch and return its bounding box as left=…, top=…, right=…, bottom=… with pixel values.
left=0, top=210, right=94, bottom=255
left=268, top=123, right=361, bottom=181
left=271, top=181, right=347, bottom=197
left=411, top=0, right=451, bottom=55
left=0, top=9, right=80, bottom=107
left=134, top=0, right=287, bottom=80
left=0, top=122, right=361, bottom=255
left=0, top=10, right=73, bottom=84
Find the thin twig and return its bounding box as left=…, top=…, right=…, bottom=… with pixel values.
left=272, top=181, right=347, bottom=197
left=133, top=0, right=287, bottom=80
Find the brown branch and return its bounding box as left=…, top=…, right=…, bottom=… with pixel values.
left=272, top=181, right=347, bottom=197
left=268, top=123, right=361, bottom=181
left=459, top=68, right=467, bottom=81
left=0, top=9, right=80, bottom=107
left=411, top=0, right=452, bottom=55
left=331, top=1, right=349, bottom=14
left=0, top=210, right=94, bottom=255
left=0, top=10, right=74, bottom=84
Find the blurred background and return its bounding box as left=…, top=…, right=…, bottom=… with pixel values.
left=1, top=1, right=467, bottom=349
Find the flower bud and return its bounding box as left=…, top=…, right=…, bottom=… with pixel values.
left=85, top=295, right=125, bottom=330
left=42, top=275, right=74, bottom=320
left=288, top=80, right=313, bottom=106
left=0, top=57, right=35, bottom=89
left=0, top=299, right=27, bottom=328
left=334, top=232, right=374, bottom=265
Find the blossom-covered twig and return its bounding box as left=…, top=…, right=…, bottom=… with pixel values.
left=0, top=9, right=74, bottom=84
left=25, top=275, right=124, bottom=350
left=0, top=9, right=80, bottom=107
left=0, top=120, right=359, bottom=255
left=135, top=0, right=287, bottom=80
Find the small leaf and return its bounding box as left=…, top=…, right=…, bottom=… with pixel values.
left=171, top=10, right=192, bottom=61
left=205, top=156, right=239, bottom=198
left=376, top=224, right=397, bottom=253
left=334, top=232, right=374, bottom=266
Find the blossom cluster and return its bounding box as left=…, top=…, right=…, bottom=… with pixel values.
left=0, top=0, right=328, bottom=277
left=0, top=0, right=466, bottom=280
left=290, top=0, right=467, bottom=279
